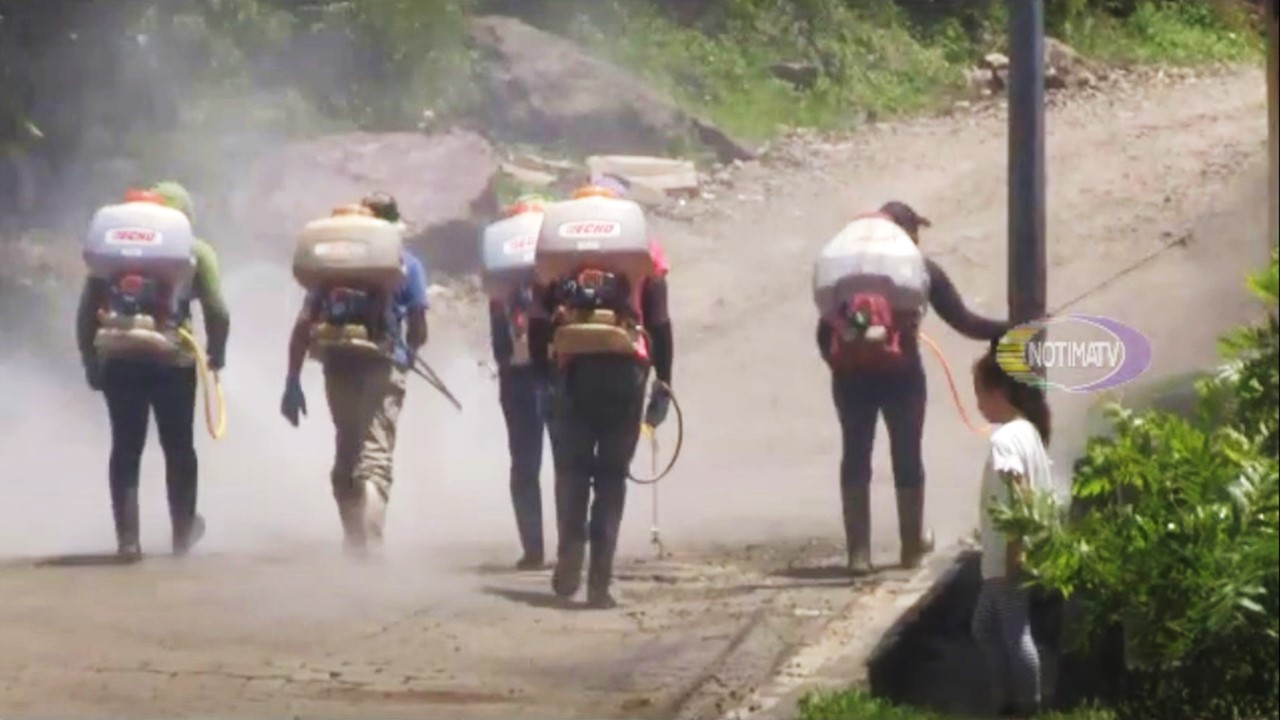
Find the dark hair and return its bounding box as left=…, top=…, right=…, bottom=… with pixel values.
left=878, top=200, right=931, bottom=238
left=361, top=192, right=401, bottom=223
left=974, top=348, right=1052, bottom=447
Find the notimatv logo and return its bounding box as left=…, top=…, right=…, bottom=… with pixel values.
left=996, top=314, right=1152, bottom=393
left=105, top=227, right=161, bottom=245
left=559, top=221, right=621, bottom=239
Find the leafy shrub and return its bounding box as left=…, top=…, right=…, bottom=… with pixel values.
left=992, top=249, right=1280, bottom=720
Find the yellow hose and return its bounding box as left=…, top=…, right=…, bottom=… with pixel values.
left=177, top=327, right=227, bottom=440
left=630, top=381, right=683, bottom=485
left=919, top=331, right=991, bottom=438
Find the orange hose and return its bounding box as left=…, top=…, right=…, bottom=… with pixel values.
left=919, top=331, right=990, bottom=437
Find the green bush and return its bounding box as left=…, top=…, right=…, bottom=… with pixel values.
left=992, top=249, right=1280, bottom=720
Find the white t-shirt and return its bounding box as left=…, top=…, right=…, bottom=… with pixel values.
left=979, top=418, right=1055, bottom=579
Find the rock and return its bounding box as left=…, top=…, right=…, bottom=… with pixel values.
left=992, top=67, right=1009, bottom=93
left=468, top=16, right=754, bottom=164
left=512, top=152, right=576, bottom=176
left=981, top=52, right=1010, bottom=71
left=237, top=129, right=499, bottom=275
left=965, top=67, right=996, bottom=95
left=1045, top=66, right=1069, bottom=91
left=586, top=155, right=699, bottom=195
left=498, top=162, right=557, bottom=188
left=977, top=39, right=1097, bottom=93
left=770, top=61, right=820, bottom=90
left=1045, top=37, right=1086, bottom=74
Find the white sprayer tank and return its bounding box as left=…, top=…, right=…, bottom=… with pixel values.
left=534, top=196, right=653, bottom=287
left=293, top=212, right=405, bottom=292
left=481, top=210, right=543, bottom=298
left=813, top=215, right=930, bottom=317
left=83, top=200, right=196, bottom=286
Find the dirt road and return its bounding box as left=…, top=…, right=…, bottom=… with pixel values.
left=0, top=67, right=1272, bottom=719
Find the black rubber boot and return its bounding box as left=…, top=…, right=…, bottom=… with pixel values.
left=515, top=553, right=546, bottom=571
left=512, top=472, right=545, bottom=570
left=514, top=497, right=545, bottom=570
left=552, top=542, right=585, bottom=598
left=167, top=462, right=203, bottom=557
left=896, top=487, right=935, bottom=569
left=113, top=487, right=142, bottom=563
left=841, top=484, right=873, bottom=576
left=585, top=542, right=618, bottom=609
left=172, top=513, right=205, bottom=557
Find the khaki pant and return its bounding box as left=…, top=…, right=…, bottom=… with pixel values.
left=323, top=356, right=407, bottom=555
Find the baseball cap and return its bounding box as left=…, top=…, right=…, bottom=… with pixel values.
left=878, top=200, right=931, bottom=237
left=361, top=191, right=402, bottom=222
left=588, top=173, right=629, bottom=198
left=361, top=191, right=412, bottom=232
left=151, top=180, right=195, bottom=221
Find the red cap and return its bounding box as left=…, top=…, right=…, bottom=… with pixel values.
left=124, top=189, right=167, bottom=205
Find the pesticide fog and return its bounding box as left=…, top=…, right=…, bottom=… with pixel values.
left=0, top=261, right=527, bottom=571
left=0, top=1, right=528, bottom=571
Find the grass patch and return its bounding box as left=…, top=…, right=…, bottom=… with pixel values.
left=539, top=0, right=1262, bottom=143
left=797, top=687, right=1115, bottom=720
left=550, top=0, right=968, bottom=141
left=1054, top=1, right=1263, bottom=65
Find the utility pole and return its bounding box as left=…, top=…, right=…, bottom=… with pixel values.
left=1007, top=0, right=1047, bottom=325
left=1268, top=0, right=1278, bottom=248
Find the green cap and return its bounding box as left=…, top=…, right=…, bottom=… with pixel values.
left=151, top=180, right=195, bottom=221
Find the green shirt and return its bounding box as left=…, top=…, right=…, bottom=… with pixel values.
left=77, top=238, right=230, bottom=366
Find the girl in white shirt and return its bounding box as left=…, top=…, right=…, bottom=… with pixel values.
left=970, top=348, right=1055, bottom=718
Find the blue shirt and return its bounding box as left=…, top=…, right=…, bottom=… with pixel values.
left=305, top=250, right=429, bottom=369
left=389, top=251, right=430, bottom=367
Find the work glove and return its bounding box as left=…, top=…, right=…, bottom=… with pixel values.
left=280, top=374, right=307, bottom=427
left=84, top=362, right=103, bottom=392
left=643, top=383, right=672, bottom=429
left=207, top=347, right=225, bottom=372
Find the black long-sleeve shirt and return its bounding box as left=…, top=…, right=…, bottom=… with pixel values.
left=816, top=258, right=1009, bottom=359
left=529, top=276, right=673, bottom=385
left=489, top=298, right=518, bottom=368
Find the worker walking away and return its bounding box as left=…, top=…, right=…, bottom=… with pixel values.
left=280, top=193, right=429, bottom=559
left=77, top=182, right=230, bottom=561
left=481, top=194, right=555, bottom=570
left=813, top=201, right=1009, bottom=576
left=528, top=181, right=673, bottom=609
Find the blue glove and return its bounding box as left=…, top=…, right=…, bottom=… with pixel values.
left=280, top=374, right=307, bottom=427
left=644, top=383, right=672, bottom=429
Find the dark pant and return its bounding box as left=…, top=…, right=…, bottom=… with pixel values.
left=102, top=360, right=200, bottom=543
left=499, top=365, right=550, bottom=559
left=831, top=364, right=928, bottom=490
left=552, top=356, right=647, bottom=594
